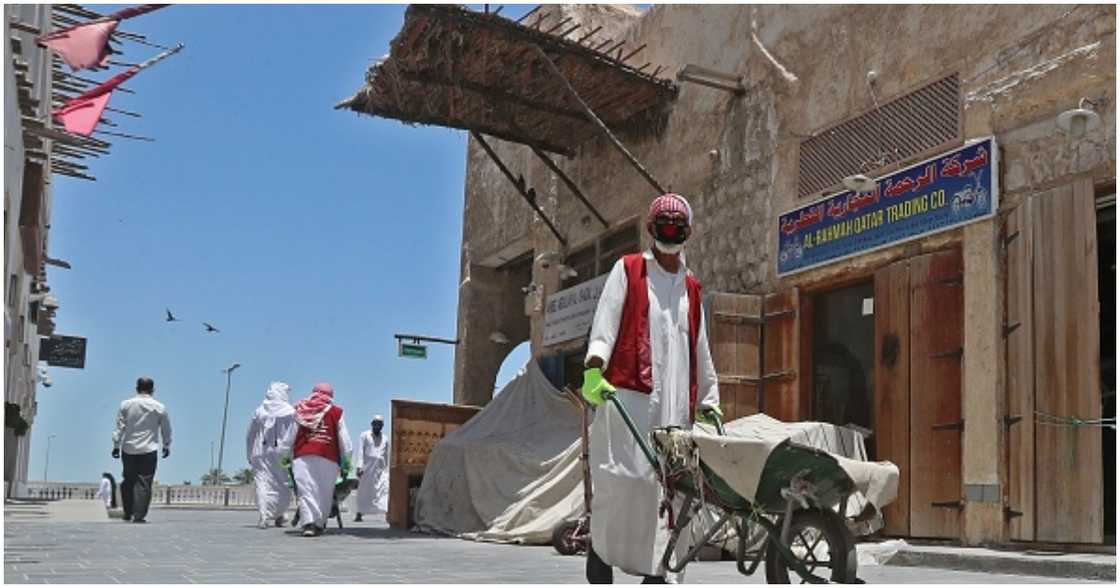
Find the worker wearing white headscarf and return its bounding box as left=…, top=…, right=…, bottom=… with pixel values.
left=246, top=381, right=297, bottom=528
left=582, top=193, right=721, bottom=583
left=353, top=415, right=390, bottom=521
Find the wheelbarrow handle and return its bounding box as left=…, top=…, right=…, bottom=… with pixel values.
left=603, top=391, right=660, bottom=470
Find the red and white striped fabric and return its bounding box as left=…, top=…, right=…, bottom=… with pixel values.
left=647, top=193, right=692, bottom=224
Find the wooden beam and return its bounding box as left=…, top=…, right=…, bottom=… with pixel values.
left=531, top=147, right=609, bottom=229
left=471, top=130, right=567, bottom=246
left=533, top=45, right=665, bottom=195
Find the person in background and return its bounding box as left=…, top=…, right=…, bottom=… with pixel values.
left=246, top=381, right=297, bottom=529
left=112, top=376, right=172, bottom=524
left=581, top=193, right=721, bottom=583
left=286, top=383, right=352, bottom=537
left=95, top=472, right=117, bottom=510
left=353, top=414, right=390, bottom=522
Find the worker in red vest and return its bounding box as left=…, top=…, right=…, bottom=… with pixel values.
left=581, top=193, right=721, bottom=583
left=289, top=383, right=353, bottom=537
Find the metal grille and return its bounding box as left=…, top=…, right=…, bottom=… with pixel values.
left=798, top=73, right=962, bottom=199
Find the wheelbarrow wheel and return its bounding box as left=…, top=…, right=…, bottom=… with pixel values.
left=764, top=508, right=857, bottom=584
left=552, top=519, right=583, bottom=556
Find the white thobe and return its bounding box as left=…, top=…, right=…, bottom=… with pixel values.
left=288, top=414, right=353, bottom=528
left=95, top=479, right=113, bottom=509
left=246, top=411, right=297, bottom=521
left=585, top=250, right=719, bottom=580
left=354, top=430, right=390, bottom=515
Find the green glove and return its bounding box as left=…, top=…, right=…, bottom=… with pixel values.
left=340, top=456, right=352, bottom=479
left=280, top=454, right=292, bottom=469
left=582, top=367, right=616, bottom=407
left=697, top=405, right=723, bottom=426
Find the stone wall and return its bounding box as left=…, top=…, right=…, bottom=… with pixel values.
left=454, top=4, right=1115, bottom=411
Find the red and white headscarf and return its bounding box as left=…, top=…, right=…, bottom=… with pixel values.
left=294, top=382, right=334, bottom=430
left=648, top=193, right=692, bottom=225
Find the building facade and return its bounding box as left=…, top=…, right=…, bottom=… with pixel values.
left=453, top=5, right=1115, bottom=546
left=4, top=4, right=60, bottom=496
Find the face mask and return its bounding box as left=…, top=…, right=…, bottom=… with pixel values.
left=654, top=240, right=684, bottom=255
left=652, top=217, right=688, bottom=244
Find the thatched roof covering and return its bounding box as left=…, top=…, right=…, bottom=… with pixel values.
left=337, top=4, right=678, bottom=156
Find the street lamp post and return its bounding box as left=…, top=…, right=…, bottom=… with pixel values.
left=43, top=434, right=56, bottom=481
left=216, top=363, right=241, bottom=484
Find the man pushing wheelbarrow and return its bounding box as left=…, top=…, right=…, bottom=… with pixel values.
left=579, top=194, right=899, bottom=584
left=579, top=193, right=724, bottom=584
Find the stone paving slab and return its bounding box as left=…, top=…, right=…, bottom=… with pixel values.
left=4, top=509, right=1108, bottom=584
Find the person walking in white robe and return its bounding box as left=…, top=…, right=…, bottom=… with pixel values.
left=353, top=415, right=390, bottom=521
left=287, top=382, right=353, bottom=537
left=95, top=472, right=116, bottom=510
left=581, top=193, right=721, bottom=584
left=246, top=381, right=297, bottom=528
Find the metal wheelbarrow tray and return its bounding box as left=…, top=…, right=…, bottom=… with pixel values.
left=608, top=393, right=899, bottom=584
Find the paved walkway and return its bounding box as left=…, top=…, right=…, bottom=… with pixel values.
left=3, top=506, right=1107, bottom=584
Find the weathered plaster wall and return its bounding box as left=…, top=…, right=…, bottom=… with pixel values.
left=454, top=3, right=1115, bottom=541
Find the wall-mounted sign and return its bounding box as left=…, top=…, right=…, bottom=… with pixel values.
left=777, top=137, right=998, bottom=276
left=399, top=343, right=427, bottom=359
left=542, top=274, right=609, bottom=347
left=40, top=334, right=86, bottom=369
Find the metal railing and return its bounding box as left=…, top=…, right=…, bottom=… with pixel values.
left=23, top=483, right=257, bottom=507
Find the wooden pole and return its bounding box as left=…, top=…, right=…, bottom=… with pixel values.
left=471, top=130, right=567, bottom=246
left=532, top=45, right=665, bottom=195
left=531, top=147, right=609, bottom=229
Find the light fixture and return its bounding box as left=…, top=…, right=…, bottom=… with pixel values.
left=489, top=331, right=510, bottom=345
left=535, top=251, right=562, bottom=268
left=1057, top=98, right=1101, bottom=139
left=40, top=295, right=59, bottom=310
left=557, top=264, right=578, bottom=280
left=843, top=174, right=877, bottom=193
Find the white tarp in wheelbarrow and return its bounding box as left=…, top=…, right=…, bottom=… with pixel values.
left=689, top=413, right=900, bottom=521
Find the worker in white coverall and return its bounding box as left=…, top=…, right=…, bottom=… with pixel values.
left=582, top=193, right=721, bottom=584
left=353, top=415, right=390, bottom=522
left=246, top=381, right=297, bottom=528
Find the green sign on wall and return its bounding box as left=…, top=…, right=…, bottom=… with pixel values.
left=400, top=343, right=427, bottom=359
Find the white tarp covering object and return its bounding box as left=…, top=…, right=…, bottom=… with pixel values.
left=414, top=361, right=585, bottom=543
left=686, top=414, right=899, bottom=520
left=416, top=362, right=897, bottom=545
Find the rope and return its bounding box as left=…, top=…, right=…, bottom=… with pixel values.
left=1035, top=410, right=1116, bottom=429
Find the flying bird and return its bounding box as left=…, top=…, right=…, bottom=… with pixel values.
left=203, top=322, right=220, bottom=333
left=165, top=308, right=180, bottom=322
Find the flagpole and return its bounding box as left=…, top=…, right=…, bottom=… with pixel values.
left=63, top=43, right=184, bottom=104
left=38, top=5, right=170, bottom=42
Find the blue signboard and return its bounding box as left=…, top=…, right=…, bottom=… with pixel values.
left=777, top=137, right=998, bottom=276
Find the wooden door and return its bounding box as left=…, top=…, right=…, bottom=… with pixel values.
left=763, top=289, right=801, bottom=421
left=874, top=259, right=911, bottom=536
left=1005, top=199, right=1036, bottom=540
left=707, top=292, right=762, bottom=421
left=909, top=249, right=964, bottom=539
left=1031, top=181, right=1103, bottom=543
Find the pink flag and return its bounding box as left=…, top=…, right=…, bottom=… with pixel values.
left=40, top=20, right=118, bottom=71
left=53, top=68, right=135, bottom=136
left=52, top=43, right=182, bottom=136
left=38, top=5, right=168, bottom=72
left=55, top=92, right=114, bottom=136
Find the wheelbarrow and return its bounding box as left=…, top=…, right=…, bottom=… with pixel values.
left=605, top=391, right=865, bottom=584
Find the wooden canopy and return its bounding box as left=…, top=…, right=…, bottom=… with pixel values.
left=337, top=4, right=678, bottom=156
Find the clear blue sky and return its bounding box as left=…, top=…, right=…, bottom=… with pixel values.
left=30, top=4, right=532, bottom=484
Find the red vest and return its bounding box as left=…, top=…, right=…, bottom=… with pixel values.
left=293, top=405, right=343, bottom=464
left=603, top=253, right=703, bottom=418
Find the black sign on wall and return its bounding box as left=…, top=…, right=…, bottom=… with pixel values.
left=40, top=335, right=86, bottom=369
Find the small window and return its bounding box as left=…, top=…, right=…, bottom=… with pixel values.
left=563, top=223, right=641, bottom=287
